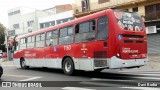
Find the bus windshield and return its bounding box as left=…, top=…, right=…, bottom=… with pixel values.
left=114, top=10, right=143, bottom=31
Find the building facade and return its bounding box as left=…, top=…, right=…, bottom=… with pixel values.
left=73, top=0, right=160, bottom=54
left=38, top=11, right=74, bottom=29
left=8, top=4, right=73, bottom=37
left=8, top=7, right=51, bottom=37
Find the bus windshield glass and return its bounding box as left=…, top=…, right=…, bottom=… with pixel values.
left=114, top=10, right=143, bottom=31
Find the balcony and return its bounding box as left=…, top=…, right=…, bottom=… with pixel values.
left=73, top=0, right=147, bottom=17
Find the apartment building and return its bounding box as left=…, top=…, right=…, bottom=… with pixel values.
left=73, top=0, right=160, bottom=54
left=8, top=7, right=51, bottom=36
left=38, top=11, right=74, bottom=29
left=8, top=4, right=73, bottom=37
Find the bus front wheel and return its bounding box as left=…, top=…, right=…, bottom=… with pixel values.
left=63, top=57, right=74, bottom=76
left=20, top=58, right=29, bottom=69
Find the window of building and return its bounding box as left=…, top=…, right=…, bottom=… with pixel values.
left=27, top=20, right=34, bottom=27
left=8, top=10, right=20, bottom=16
left=123, top=9, right=129, bottom=12
left=145, top=3, right=160, bottom=20
left=13, top=24, right=19, bottom=29
left=40, top=24, right=44, bottom=29
left=28, top=29, right=32, bottom=32
left=40, top=21, right=55, bottom=29
left=81, top=0, right=89, bottom=12
left=97, top=16, right=108, bottom=40
left=59, top=26, right=74, bottom=45
left=133, top=7, right=138, bottom=12
left=8, top=30, right=15, bottom=35
left=98, top=0, right=110, bottom=4
left=75, top=20, right=96, bottom=43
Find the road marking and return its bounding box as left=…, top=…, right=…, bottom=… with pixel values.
left=119, top=71, right=160, bottom=74
left=135, top=77, right=160, bottom=80
left=80, top=81, right=128, bottom=87
left=92, top=76, right=160, bottom=81
left=121, top=87, right=160, bottom=90
left=132, top=73, right=160, bottom=76
left=62, top=87, right=95, bottom=90
left=4, top=74, right=33, bottom=78
left=19, top=77, right=41, bottom=81
left=91, top=78, right=129, bottom=81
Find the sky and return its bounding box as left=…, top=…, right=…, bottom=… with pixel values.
left=0, top=0, right=75, bottom=28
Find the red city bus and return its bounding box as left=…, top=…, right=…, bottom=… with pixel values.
left=13, top=9, right=147, bottom=75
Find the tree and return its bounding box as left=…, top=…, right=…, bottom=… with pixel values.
left=0, top=23, right=6, bottom=45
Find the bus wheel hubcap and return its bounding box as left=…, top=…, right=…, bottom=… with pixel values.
left=65, top=61, right=71, bottom=72
left=22, top=61, right=26, bottom=67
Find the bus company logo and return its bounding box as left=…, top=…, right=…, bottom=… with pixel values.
left=122, top=48, right=138, bottom=53
left=81, top=44, right=87, bottom=51
left=24, top=53, right=36, bottom=57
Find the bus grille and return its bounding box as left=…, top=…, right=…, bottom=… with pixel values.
left=94, top=60, right=107, bottom=67
left=93, top=51, right=107, bottom=58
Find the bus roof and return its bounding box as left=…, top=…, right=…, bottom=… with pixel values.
left=16, top=9, right=113, bottom=40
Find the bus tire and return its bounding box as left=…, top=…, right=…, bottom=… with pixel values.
left=20, top=58, right=29, bottom=69
left=63, top=57, right=74, bottom=76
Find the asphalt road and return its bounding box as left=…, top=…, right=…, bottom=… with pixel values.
left=0, top=65, right=160, bottom=90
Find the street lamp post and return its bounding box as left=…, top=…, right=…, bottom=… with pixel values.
left=5, top=29, right=9, bottom=61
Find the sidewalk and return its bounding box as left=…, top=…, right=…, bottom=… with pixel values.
left=0, top=60, right=17, bottom=67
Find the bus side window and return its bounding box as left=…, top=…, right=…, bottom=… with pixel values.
left=32, top=36, right=35, bottom=47
left=59, top=26, right=74, bottom=45
left=36, top=34, right=41, bottom=47
left=35, top=33, right=45, bottom=48
left=27, top=36, right=34, bottom=48
left=20, top=38, right=25, bottom=49
left=97, top=16, right=108, bottom=40
left=52, top=30, right=58, bottom=45
left=46, top=31, right=53, bottom=46
left=75, top=20, right=96, bottom=43
left=46, top=30, right=58, bottom=46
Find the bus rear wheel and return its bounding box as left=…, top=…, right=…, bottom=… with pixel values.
left=63, top=57, right=74, bottom=76
left=20, top=58, right=29, bottom=69
left=94, top=69, right=103, bottom=72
